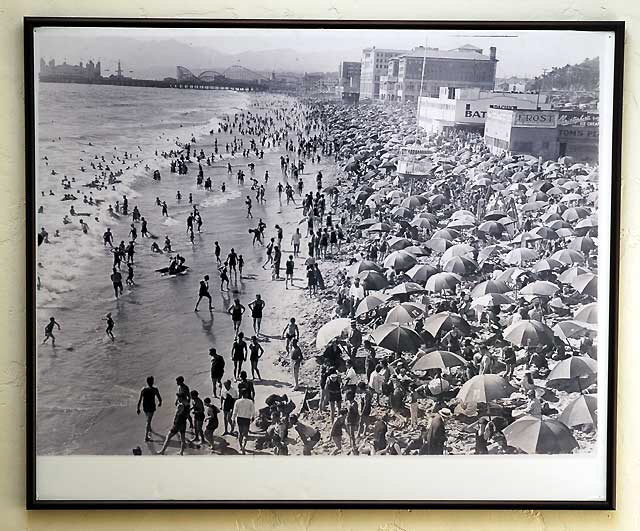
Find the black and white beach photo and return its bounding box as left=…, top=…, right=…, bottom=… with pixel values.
left=26, top=20, right=621, bottom=506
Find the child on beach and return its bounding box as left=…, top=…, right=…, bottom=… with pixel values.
left=42, top=316, right=61, bottom=346
left=104, top=313, right=115, bottom=341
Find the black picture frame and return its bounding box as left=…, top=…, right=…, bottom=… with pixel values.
left=24, top=17, right=624, bottom=510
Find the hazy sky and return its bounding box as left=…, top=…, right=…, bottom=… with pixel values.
left=34, top=26, right=610, bottom=78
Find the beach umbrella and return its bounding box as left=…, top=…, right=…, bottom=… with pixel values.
left=568, top=236, right=596, bottom=252
left=504, top=320, right=554, bottom=347
left=471, top=293, right=515, bottom=307
left=547, top=219, right=572, bottom=230
left=561, top=180, right=581, bottom=191
left=550, top=249, right=585, bottom=265
left=477, top=244, right=509, bottom=263
left=424, top=238, right=453, bottom=253
left=413, top=350, right=466, bottom=371
left=383, top=250, right=417, bottom=272
left=532, top=258, right=564, bottom=273
left=530, top=226, right=558, bottom=240
left=548, top=356, right=597, bottom=381
left=553, top=320, right=597, bottom=342
left=478, top=221, right=505, bottom=236
left=484, top=210, right=507, bottom=221
left=415, top=212, right=438, bottom=223
left=348, top=260, right=382, bottom=277
left=401, top=196, right=427, bottom=209
left=451, top=209, right=475, bottom=220
left=442, top=256, right=477, bottom=275
left=387, top=282, right=426, bottom=298
left=559, top=265, right=591, bottom=284
left=355, top=293, right=388, bottom=317
left=391, top=206, right=415, bottom=219
left=520, top=280, right=560, bottom=297
left=556, top=228, right=577, bottom=239
left=369, top=323, right=423, bottom=354
left=470, top=279, right=510, bottom=298
left=429, top=194, right=448, bottom=207
left=494, top=267, right=527, bottom=284
left=574, top=302, right=597, bottom=324
left=447, top=217, right=476, bottom=230
left=559, top=394, right=597, bottom=428
left=457, top=374, right=516, bottom=403
left=507, top=183, right=527, bottom=192
left=505, top=247, right=539, bottom=265
left=572, top=273, right=597, bottom=297
left=403, top=245, right=429, bottom=256
left=575, top=217, right=598, bottom=234
left=528, top=191, right=549, bottom=202
left=387, top=236, right=413, bottom=251
left=358, top=270, right=389, bottom=291
left=425, top=272, right=462, bottom=293
left=385, top=302, right=426, bottom=324
left=315, top=318, right=352, bottom=349
left=546, top=204, right=568, bottom=216
left=366, top=222, right=392, bottom=233
left=432, top=228, right=460, bottom=241
left=423, top=312, right=470, bottom=337
left=411, top=217, right=433, bottom=229
left=442, top=243, right=474, bottom=262
left=503, top=416, right=578, bottom=454
left=562, top=207, right=590, bottom=222
left=560, top=193, right=583, bottom=203
left=406, top=264, right=438, bottom=284
left=510, top=232, right=541, bottom=246
left=522, top=200, right=548, bottom=212
left=357, top=218, right=378, bottom=229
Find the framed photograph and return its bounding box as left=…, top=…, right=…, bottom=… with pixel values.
left=25, top=18, right=623, bottom=509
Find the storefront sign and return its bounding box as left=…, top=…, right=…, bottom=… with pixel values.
left=513, top=111, right=557, bottom=128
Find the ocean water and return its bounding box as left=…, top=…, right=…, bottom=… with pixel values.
left=36, top=83, right=249, bottom=306
left=34, top=84, right=324, bottom=455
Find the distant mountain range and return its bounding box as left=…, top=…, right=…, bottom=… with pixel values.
left=39, top=36, right=345, bottom=79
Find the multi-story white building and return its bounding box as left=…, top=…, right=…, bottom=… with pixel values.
left=359, top=47, right=409, bottom=100
left=417, top=86, right=550, bottom=133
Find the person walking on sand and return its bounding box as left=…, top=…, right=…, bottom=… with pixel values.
left=159, top=392, right=189, bottom=456
left=104, top=313, right=115, bottom=341
left=209, top=347, right=225, bottom=398
left=245, top=196, right=253, bottom=219
left=42, top=316, right=61, bottom=346
left=282, top=317, right=300, bottom=353
left=232, top=390, right=255, bottom=455
left=290, top=338, right=303, bottom=390
left=136, top=375, right=162, bottom=442
left=194, top=275, right=213, bottom=312
left=249, top=336, right=264, bottom=380
left=203, top=397, right=220, bottom=451
left=227, top=248, right=238, bottom=278
left=231, top=332, right=248, bottom=380
left=262, top=238, right=275, bottom=270
left=221, top=379, right=238, bottom=435
left=291, top=228, right=302, bottom=257
left=214, top=241, right=221, bottom=264
left=228, top=298, right=246, bottom=335
left=218, top=263, right=230, bottom=291
left=285, top=255, right=295, bottom=289
left=189, top=390, right=205, bottom=444
left=248, top=294, right=265, bottom=336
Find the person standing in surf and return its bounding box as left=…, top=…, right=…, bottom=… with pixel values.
left=42, top=316, right=61, bottom=346
left=104, top=313, right=115, bottom=341
left=231, top=332, right=248, bottom=380
left=194, top=275, right=213, bottom=312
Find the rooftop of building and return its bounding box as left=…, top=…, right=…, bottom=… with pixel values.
left=397, top=45, right=495, bottom=61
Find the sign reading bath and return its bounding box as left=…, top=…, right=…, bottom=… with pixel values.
left=513, top=111, right=558, bottom=128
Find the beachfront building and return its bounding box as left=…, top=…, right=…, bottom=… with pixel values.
left=417, top=87, right=550, bottom=133
left=484, top=108, right=599, bottom=162
left=39, top=58, right=102, bottom=82
left=380, top=45, right=498, bottom=103
left=336, top=61, right=361, bottom=103
left=359, top=47, right=409, bottom=100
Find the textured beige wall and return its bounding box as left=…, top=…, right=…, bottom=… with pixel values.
left=0, top=1, right=637, bottom=529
